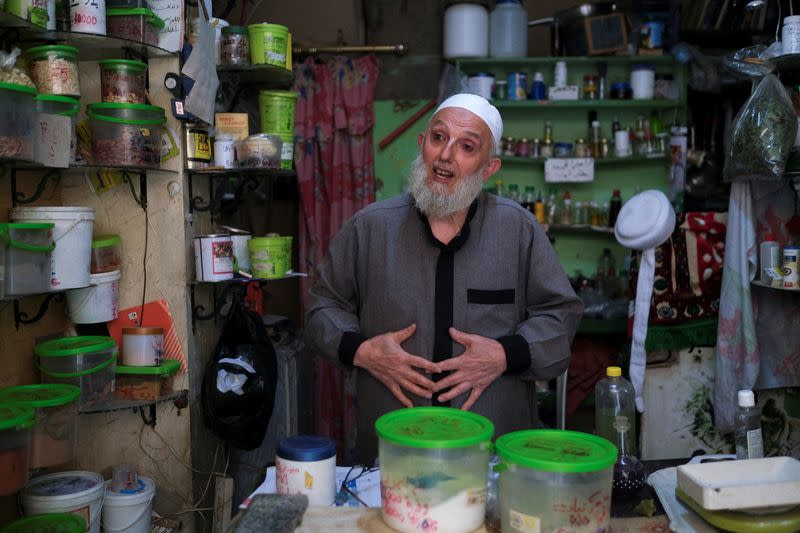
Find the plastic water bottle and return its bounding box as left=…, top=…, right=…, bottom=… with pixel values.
left=595, top=366, right=637, bottom=457
left=489, top=0, right=528, bottom=57
left=735, top=390, right=764, bottom=459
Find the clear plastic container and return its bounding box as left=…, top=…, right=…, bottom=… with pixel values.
left=115, top=359, right=178, bottom=401
left=91, top=234, right=122, bottom=273
left=106, top=7, right=165, bottom=46
left=0, top=384, right=80, bottom=469
left=35, top=94, right=79, bottom=164
left=0, top=82, right=36, bottom=160
left=495, top=430, right=617, bottom=533
left=35, top=336, right=118, bottom=411
left=235, top=133, right=282, bottom=169
left=98, top=59, right=147, bottom=104
left=595, top=366, right=637, bottom=457
left=0, top=404, right=34, bottom=496
left=489, top=0, right=527, bottom=57
left=0, top=222, right=55, bottom=298
left=221, top=25, right=249, bottom=66
left=375, top=407, right=494, bottom=533
left=26, top=45, right=80, bottom=97
left=87, top=102, right=164, bottom=167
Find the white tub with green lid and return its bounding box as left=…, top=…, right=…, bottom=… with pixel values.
left=87, top=102, right=165, bottom=168
left=0, top=222, right=55, bottom=299
left=0, top=82, right=36, bottom=161
left=1, top=513, right=86, bottom=533
left=0, top=404, right=35, bottom=496
left=35, top=336, right=118, bottom=411
left=495, top=429, right=617, bottom=533
left=35, top=95, right=80, bottom=163
left=0, top=384, right=80, bottom=469
left=21, top=471, right=105, bottom=533
left=375, top=406, right=494, bottom=533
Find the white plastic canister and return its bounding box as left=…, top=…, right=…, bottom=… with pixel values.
left=631, top=64, right=655, bottom=100
left=489, top=0, right=528, bottom=57
left=21, top=471, right=105, bottom=533
left=443, top=2, right=489, bottom=59
left=65, top=269, right=120, bottom=324
left=194, top=234, right=234, bottom=281
left=102, top=477, right=156, bottom=533
left=122, top=327, right=164, bottom=366
left=275, top=435, right=336, bottom=506
left=11, top=206, right=95, bottom=290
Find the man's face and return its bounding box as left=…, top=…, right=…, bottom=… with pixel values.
left=417, top=107, right=499, bottom=194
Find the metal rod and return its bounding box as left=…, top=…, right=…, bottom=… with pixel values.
left=293, top=44, right=408, bottom=55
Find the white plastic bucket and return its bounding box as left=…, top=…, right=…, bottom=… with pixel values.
left=65, top=270, right=120, bottom=324
left=21, top=471, right=105, bottom=533
left=11, top=207, right=95, bottom=290
left=102, top=477, right=156, bottom=533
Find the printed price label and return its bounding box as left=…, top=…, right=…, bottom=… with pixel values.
left=509, top=508, right=540, bottom=533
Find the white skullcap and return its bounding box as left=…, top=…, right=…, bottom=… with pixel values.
left=434, top=93, right=503, bottom=148
left=614, top=189, right=676, bottom=415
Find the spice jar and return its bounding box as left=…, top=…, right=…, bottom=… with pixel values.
left=516, top=138, right=532, bottom=158
left=503, top=137, right=517, bottom=157
left=493, top=80, right=508, bottom=100
left=221, top=25, right=250, bottom=66
left=554, top=142, right=573, bottom=157
left=531, top=138, right=541, bottom=158
left=27, top=45, right=81, bottom=97
left=575, top=139, right=590, bottom=158
left=540, top=139, right=554, bottom=158
left=98, top=59, right=147, bottom=104
left=583, top=75, right=598, bottom=100
left=600, top=138, right=610, bottom=158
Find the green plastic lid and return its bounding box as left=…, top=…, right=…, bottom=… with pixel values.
left=98, top=59, right=148, bottom=72
left=87, top=102, right=165, bottom=115
left=0, top=513, right=86, bottom=533
left=0, top=81, right=37, bottom=95
left=0, top=403, right=35, bottom=430
left=117, top=358, right=180, bottom=375
left=222, top=25, right=247, bottom=34
left=27, top=45, right=79, bottom=59
left=92, top=234, right=121, bottom=249
left=0, top=384, right=81, bottom=408
left=495, top=430, right=618, bottom=473
left=7, top=222, right=54, bottom=230
left=35, top=336, right=117, bottom=358
left=375, top=407, right=494, bottom=449
left=34, top=95, right=80, bottom=116
left=106, top=8, right=166, bottom=30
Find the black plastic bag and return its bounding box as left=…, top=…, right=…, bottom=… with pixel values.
left=202, top=297, right=278, bottom=450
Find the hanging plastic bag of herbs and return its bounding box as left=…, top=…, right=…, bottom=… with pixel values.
left=723, top=74, right=797, bottom=182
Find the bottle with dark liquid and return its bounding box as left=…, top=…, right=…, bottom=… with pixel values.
left=608, top=189, right=622, bottom=227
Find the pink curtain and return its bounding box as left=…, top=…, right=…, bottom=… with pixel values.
left=294, top=55, right=379, bottom=463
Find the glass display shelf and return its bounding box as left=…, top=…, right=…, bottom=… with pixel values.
left=190, top=272, right=307, bottom=285
left=79, top=389, right=187, bottom=415
left=186, top=167, right=296, bottom=177
left=217, top=63, right=295, bottom=87
left=2, top=159, right=178, bottom=174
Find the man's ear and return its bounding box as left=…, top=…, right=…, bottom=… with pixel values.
left=482, top=157, right=502, bottom=182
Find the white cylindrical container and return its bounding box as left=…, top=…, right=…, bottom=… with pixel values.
left=214, top=134, right=235, bottom=168
left=489, top=0, right=527, bottom=57
left=554, top=61, right=567, bottom=87
left=10, top=206, right=95, bottom=290
left=467, top=72, right=495, bottom=99
left=122, top=327, right=164, bottom=366
left=782, top=246, right=800, bottom=288
left=194, top=234, right=234, bottom=281
left=275, top=435, right=336, bottom=506
left=69, top=0, right=105, bottom=34
left=65, top=270, right=120, bottom=324
left=443, top=2, right=489, bottom=59
left=102, top=477, right=156, bottom=533
left=631, top=64, right=655, bottom=100
left=783, top=16, right=800, bottom=55
left=614, top=129, right=631, bottom=157
left=22, top=471, right=105, bottom=533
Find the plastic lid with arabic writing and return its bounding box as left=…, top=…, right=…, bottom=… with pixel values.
left=495, top=429, right=617, bottom=473
left=375, top=407, right=494, bottom=449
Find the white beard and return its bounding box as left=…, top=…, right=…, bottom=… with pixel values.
left=409, top=154, right=487, bottom=219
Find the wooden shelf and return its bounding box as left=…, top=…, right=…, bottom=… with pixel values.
left=500, top=155, right=669, bottom=166
left=751, top=280, right=800, bottom=292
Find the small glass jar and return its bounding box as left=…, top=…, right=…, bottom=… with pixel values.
left=540, top=139, right=554, bottom=158
left=221, top=25, right=250, bottom=66
left=91, top=234, right=122, bottom=274
left=503, top=137, right=517, bottom=157
left=575, top=139, right=590, bottom=158
left=600, top=138, right=610, bottom=159
left=583, top=75, right=598, bottom=100
left=516, top=138, right=532, bottom=158
left=493, top=80, right=508, bottom=100
left=554, top=142, right=573, bottom=158
left=531, top=138, right=541, bottom=159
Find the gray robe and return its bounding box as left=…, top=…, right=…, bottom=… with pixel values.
left=305, top=192, right=583, bottom=464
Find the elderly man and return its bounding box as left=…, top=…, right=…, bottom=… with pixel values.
left=306, top=93, right=583, bottom=463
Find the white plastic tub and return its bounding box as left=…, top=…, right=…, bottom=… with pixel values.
left=21, top=471, right=105, bottom=533
left=275, top=435, right=336, bottom=506
left=10, top=206, right=95, bottom=290
left=103, top=476, right=156, bottom=533
left=65, top=270, right=121, bottom=324
left=121, top=327, right=163, bottom=366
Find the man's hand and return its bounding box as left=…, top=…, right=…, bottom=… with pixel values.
left=433, top=327, right=507, bottom=410
left=353, top=323, right=440, bottom=408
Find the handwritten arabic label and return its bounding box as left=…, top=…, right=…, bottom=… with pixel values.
left=148, top=0, right=182, bottom=52
left=544, top=158, right=594, bottom=183
left=34, top=114, right=70, bottom=168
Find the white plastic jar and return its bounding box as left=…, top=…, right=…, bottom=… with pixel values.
left=443, top=2, right=488, bottom=59
left=630, top=64, right=655, bottom=100
left=122, top=327, right=164, bottom=366
left=783, top=16, right=800, bottom=55
left=489, top=0, right=527, bottom=57
left=275, top=435, right=336, bottom=506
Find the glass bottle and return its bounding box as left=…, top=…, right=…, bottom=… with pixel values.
left=534, top=190, right=545, bottom=223
left=522, top=186, right=535, bottom=213
left=531, top=138, right=541, bottom=159
left=560, top=191, right=573, bottom=226
left=544, top=121, right=553, bottom=144
left=574, top=201, right=585, bottom=225
left=589, top=201, right=599, bottom=226
left=546, top=188, right=558, bottom=225
left=595, top=366, right=638, bottom=457
left=515, top=138, right=531, bottom=158
left=608, top=189, right=623, bottom=227
left=735, top=390, right=764, bottom=459
left=583, top=75, right=598, bottom=100
left=540, top=139, right=554, bottom=158
left=494, top=179, right=506, bottom=197
left=507, top=183, right=520, bottom=203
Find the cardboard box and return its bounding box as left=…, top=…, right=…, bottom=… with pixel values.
left=215, top=113, right=250, bottom=141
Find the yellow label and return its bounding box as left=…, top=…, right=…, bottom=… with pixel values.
left=304, top=471, right=314, bottom=489
left=193, top=133, right=211, bottom=159
left=466, top=488, right=486, bottom=506
left=509, top=508, right=540, bottom=533
left=139, top=128, right=151, bottom=137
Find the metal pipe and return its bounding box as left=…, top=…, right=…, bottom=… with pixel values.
left=293, top=44, right=408, bottom=55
